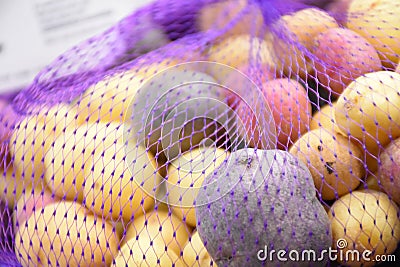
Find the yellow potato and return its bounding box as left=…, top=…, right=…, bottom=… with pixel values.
left=83, top=138, right=162, bottom=221
left=14, top=200, right=119, bottom=267
left=123, top=209, right=191, bottom=255
left=272, top=8, right=338, bottom=78
left=182, top=231, right=216, bottom=267
left=346, top=0, right=400, bottom=67
left=329, top=191, right=400, bottom=266
left=206, top=35, right=275, bottom=81
left=9, top=104, right=83, bottom=189
left=44, top=122, right=125, bottom=202
left=0, top=165, right=24, bottom=208
left=74, top=71, right=143, bottom=124
left=167, top=147, right=230, bottom=227
left=112, top=234, right=184, bottom=267
left=289, top=129, right=364, bottom=200
left=74, top=59, right=188, bottom=125
left=197, top=0, right=264, bottom=39
left=310, top=102, right=343, bottom=132
left=335, top=71, right=400, bottom=150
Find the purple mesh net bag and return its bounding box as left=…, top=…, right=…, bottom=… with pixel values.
left=1, top=0, right=400, bottom=266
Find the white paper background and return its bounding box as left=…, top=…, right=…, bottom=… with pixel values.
left=0, top=0, right=153, bottom=93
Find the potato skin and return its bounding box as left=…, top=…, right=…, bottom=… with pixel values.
left=313, top=28, right=381, bottom=95
left=335, top=71, right=400, bottom=150
left=261, top=78, right=312, bottom=149
left=329, top=190, right=400, bottom=267
left=289, top=129, right=364, bottom=200
left=14, top=201, right=119, bottom=267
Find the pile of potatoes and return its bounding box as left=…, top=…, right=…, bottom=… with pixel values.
left=1, top=61, right=224, bottom=266
left=200, top=0, right=400, bottom=265
left=1, top=0, right=400, bottom=266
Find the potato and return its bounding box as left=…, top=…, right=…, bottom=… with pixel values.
left=329, top=191, right=400, bottom=266
left=313, top=28, right=381, bottom=95
left=0, top=165, right=25, bottom=208
left=112, top=234, right=184, bottom=267
left=314, top=101, right=380, bottom=174
left=131, top=68, right=229, bottom=162
left=9, top=104, right=83, bottom=189
left=83, top=137, right=162, bottom=221
left=377, top=137, right=400, bottom=205
left=310, top=102, right=340, bottom=132
left=335, top=71, right=400, bottom=150
left=44, top=122, right=125, bottom=202
left=289, top=129, right=364, bottom=200
left=123, top=208, right=191, bottom=256
left=182, top=231, right=216, bottom=267
left=346, top=0, right=400, bottom=68
left=167, top=147, right=230, bottom=228
left=206, top=35, right=275, bottom=81
left=15, top=201, right=119, bottom=267
left=261, top=78, right=312, bottom=149
left=197, top=0, right=264, bottom=39
left=271, top=8, right=338, bottom=78
left=74, top=70, right=143, bottom=124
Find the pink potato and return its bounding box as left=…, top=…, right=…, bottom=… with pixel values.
left=313, top=27, right=382, bottom=96
left=396, top=63, right=400, bottom=74
left=377, top=137, right=400, bottom=205
left=262, top=79, right=312, bottom=149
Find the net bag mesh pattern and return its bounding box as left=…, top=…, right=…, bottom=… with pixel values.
left=1, top=0, right=400, bottom=266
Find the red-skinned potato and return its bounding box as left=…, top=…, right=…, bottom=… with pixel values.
left=313, top=28, right=381, bottom=96
left=262, top=78, right=311, bottom=149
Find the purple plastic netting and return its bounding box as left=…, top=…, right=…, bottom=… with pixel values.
left=1, top=0, right=400, bottom=266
